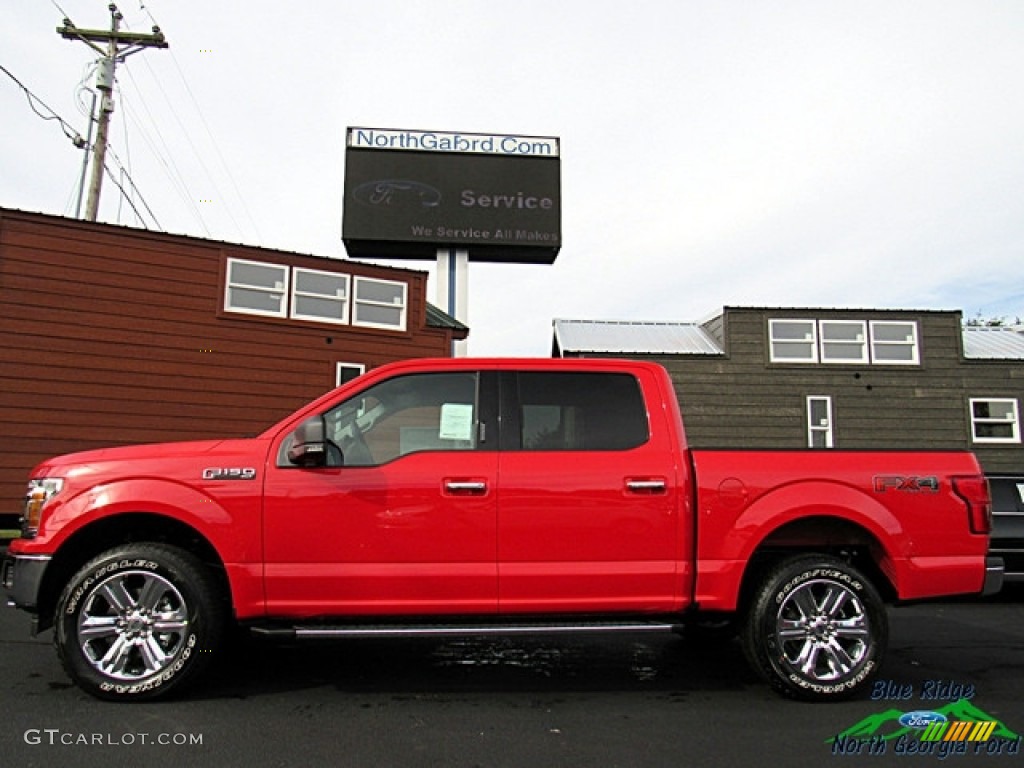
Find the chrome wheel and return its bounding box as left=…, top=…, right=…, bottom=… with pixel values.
left=57, top=544, right=225, bottom=700
left=76, top=569, right=190, bottom=681
left=742, top=556, right=886, bottom=700
left=774, top=578, right=870, bottom=683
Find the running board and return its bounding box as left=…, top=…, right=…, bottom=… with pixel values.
left=250, top=620, right=680, bottom=641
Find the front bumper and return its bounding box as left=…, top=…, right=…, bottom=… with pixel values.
left=983, top=556, right=1005, bottom=596
left=2, top=551, right=51, bottom=611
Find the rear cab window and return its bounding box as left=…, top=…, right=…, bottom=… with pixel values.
left=504, top=371, right=649, bottom=451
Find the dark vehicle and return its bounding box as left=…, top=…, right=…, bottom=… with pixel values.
left=989, top=475, right=1024, bottom=582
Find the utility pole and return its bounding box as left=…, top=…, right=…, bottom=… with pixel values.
left=58, top=4, right=168, bottom=222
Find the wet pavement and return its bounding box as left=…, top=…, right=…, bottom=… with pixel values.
left=1, top=583, right=1021, bottom=767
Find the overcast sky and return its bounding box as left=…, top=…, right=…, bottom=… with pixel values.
left=4, top=0, right=1023, bottom=354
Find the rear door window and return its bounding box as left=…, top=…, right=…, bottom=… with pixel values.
left=507, top=372, right=649, bottom=451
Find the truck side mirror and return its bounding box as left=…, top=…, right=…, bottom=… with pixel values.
left=287, top=416, right=328, bottom=467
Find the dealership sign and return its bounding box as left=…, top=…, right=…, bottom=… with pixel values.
left=348, top=128, right=559, bottom=157
left=342, top=127, right=561, bottom=264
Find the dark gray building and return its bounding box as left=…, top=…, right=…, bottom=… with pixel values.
left=553, top=307, right=1024, bottom=475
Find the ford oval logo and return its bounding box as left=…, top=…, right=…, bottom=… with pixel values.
left=898, top=711, right=948, bottom=729
left=352, top=179, right=441, bottom=209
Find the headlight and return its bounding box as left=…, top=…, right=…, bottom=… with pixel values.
left=22, top=478, right=65, bottom=537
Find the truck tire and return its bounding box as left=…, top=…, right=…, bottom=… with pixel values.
left=741, top=555, right=887, bottom=701
left=54, top=543, right=225, bottom=701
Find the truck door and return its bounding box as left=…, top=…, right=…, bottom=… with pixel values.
left=496, top=369, right=683, bottom=613
left=263, top=370, right=499, bottom=616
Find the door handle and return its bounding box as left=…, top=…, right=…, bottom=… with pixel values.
left=626, top=479, right=667, bottom=494
left=444, top=480, right=488, bottom=495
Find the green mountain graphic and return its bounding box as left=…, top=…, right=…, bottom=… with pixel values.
left=828, top=699, right=1020, bottom=744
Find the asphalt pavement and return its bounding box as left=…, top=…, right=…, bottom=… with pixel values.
left=1, top=556, right=1021, bottom=768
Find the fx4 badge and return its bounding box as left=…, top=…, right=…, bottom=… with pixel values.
left=873, top=475, right=940, bottom=493
left=202, top=467, right=257, bottom=481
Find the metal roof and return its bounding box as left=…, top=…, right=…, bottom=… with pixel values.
left=553, top=319, right=723, bottom=355
left=425, top=303, right=469, bottom=333
left=962, top=326, right=1024, bottom=360
left=556, top=317, right=1024, bottom=361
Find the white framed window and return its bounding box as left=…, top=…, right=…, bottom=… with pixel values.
left=770, top=319, right=817, bottom=363
left=292, top=268, right=350, bottom=325
left=807, top=396, right=834, bottom=448
left=224, top=258, right=409, bottom=333
left=336, top=362, right=366, bottom=387
left=770, top=318, right=921, bottom=366
left=225, top=258, right=288, bottom=318
left=970, top=398, right=1020, bottom=444
left=820, top=320, right=868, bottom=364
left=353, top=277, right=407, bottom=331
left=869, top=321, right=919, bottom=365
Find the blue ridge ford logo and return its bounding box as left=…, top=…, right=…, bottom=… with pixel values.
left=899, top=711, right=948, bottom=729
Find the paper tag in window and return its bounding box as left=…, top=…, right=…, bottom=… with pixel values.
left=439, top=403, right=474, bottom=441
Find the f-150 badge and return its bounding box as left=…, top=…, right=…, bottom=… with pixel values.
left=202, top=467, right=257, bottom=480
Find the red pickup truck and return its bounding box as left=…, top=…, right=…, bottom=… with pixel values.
left=3, top=358, right=1003, bottom=701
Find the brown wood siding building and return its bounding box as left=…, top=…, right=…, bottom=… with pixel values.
left=962, top=356, right=1024, bottom=474
left=0, top=208, right=466, bottom=519
left=672, top=308, right=972, bottom=450
left=554, top=307, right=1024, bottom=476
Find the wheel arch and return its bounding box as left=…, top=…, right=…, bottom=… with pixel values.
left=736, top=515, right=898, bottom=616
left=696, top=476, right=907, bottom=612
left=36, top=512, right=230, bottom=634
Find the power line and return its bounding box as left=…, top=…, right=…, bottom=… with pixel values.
left=3, top=49, right=158, bottom=229
left=35, top=2, right=262, bottom=243
left=102, top=161, right=154, bottom=229
left=116, top=62, right=211, bottom=236
left=163, top=49, right=265, bottom=244
left=74, top=61, right=97, bottom=119
left=115, top=5, right=245, bottom=241
left=49, top=0, right=71, bottom=19
left=134, top=1, right=265, bottom=244
left=123, top=55, right=243, bottom=239
left=3, top=63, right=157, bottom=228
left=116, top=88, right=132, bottom=225
left=0, top=62, right=85, bottom=148
left=105, top=145, right=162, bottom=230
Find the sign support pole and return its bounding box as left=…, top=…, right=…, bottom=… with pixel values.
left=436, top=247, right=469, bottom=356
